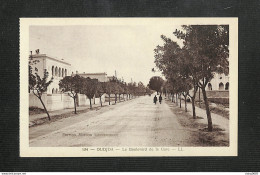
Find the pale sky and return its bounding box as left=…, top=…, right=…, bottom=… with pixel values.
left=30, top=25, right=183, bottom=85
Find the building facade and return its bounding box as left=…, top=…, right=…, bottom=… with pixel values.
left=207, top=73, right=229, bottom=91
left=30, top=51, right=72, bottom=94
left=76, top=72, right=108, bottom=82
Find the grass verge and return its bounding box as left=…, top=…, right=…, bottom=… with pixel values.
left=166, top=100, right=229, bottom=147
left=195, top=101, right=229, bottom=119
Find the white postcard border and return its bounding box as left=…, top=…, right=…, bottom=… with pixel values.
left=20, top=18, right=238, bottom=157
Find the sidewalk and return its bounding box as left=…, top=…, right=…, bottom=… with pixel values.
left=29, top=99, right=131, bottom=123
left=168, top=99, right=229, bottom=132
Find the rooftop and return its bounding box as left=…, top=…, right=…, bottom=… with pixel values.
left=78, top=72, right=107, bottom=75
left=30, top=53, right=71, bottom=66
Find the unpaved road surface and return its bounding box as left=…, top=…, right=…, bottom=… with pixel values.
left=30, top=95, right=198, bottom=147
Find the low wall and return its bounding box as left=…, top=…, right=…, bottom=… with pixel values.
left=105, top=94, right=130, bottom=102
left=47, top=94, right=74, bottom=111
left=194, top=90, right=229, bottom=102
left=29, top=93, right=47, bottom=108
left=208, top=97, right=229, bottom=104
left=78, top=94, right=88, bottom=106
left=29, top=93, right=106, bottom=111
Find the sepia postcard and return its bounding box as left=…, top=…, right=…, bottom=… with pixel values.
left=20, top=18, right=238, bottom=157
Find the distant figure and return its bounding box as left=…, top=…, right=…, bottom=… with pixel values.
left=153, top=95, right=157, bottom=104
left=159, top=95, right=162, bottom=104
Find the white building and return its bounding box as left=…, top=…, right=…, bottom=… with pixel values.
left=207, top=73, right=229, bottom=91
left=30, top=50, right=72, bottom=94
left=76, top=72, right=108, bottom=82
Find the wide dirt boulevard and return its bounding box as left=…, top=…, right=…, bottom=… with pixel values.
left=30, top=95, right=197, bottom=147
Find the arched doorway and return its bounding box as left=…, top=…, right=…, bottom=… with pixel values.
left=219, top=82, right=224, bottom=90
left=52, top=88, right=55, bottom=94
left=225, top=82, right=229, bottom=90
left=208, top=83, right=212, bottom=90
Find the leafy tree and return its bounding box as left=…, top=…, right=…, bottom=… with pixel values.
left=148, top=76, right=164, bottom=95
left=165, top=81, right=175, bottom=102
left=109, top=76, right=119, bottom=104
left=154, top=36, right=185, bottom=109
left=29, top=69, right=53, bottom=120
left=112, top=83, right=119, bottom=104
left=122, top=82, right=129, bottom=100
left=82, top=78, right=98, bottom=109
left=106, top=82, right=113, bottom=105
left=174, top=25, right=229, bottom=131
left=59, top=74, right=83, bottom=114
left=118, top=83, right=124, bottom=102
left=127, top=82, right=134, bottom=99
left=137, top=81, right=146, bottom=96
left=154, top=34, right=199, bottom=118
left=145, top=86, right=152, bottom=96
left=29, top=51, right=53, bottom=120
left=96, top=82, right=107, bottom=107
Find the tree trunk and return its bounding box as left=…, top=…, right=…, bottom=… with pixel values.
left=184, top=94, right=187, bottom=112
left=89, top=98, right=92, bottom=109
left=100, top=96, right=102, bottom=107
left=119, top=94, right=120, bottom=102
left=202, top=87, right=213, bottom=131
left=73, top=96, right=77, bottom=114
left=191, top=86, right=198, bottom=119
left=199, top=87, right=201, bottom=108
left=115, top=94, right=117, bottom=104
left=180, top=97, right=182, bottom=108
left=39, top=96, right=51, bottom=120
left=176, top=93, right=178, bottom=105
left=93, top=96, right=95, bottom=104
left=171, top=94, right=173, bottom=102
left=191, top=97, right=196, bottom=119
left=109, top=94, right=110, bottom=105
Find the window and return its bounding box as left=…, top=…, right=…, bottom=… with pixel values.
left=219, top=82, right=224, bottom=90
left=56, top=88, right=58, bottom=94
left=55, top=67, right=58, bottom=76
left=52, top=66, right=54, bottom=76
left=65, top=69, right=67, bottom=76
left=208, top=83, right=212, bottom=90
left=225, top=82, right=229, bottom=90
left=62, top=68, right=64, bottom=77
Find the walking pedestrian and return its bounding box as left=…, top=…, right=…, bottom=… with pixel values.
left=153, top=95, right=157, bottom=104
left=159, top=94, right=162, bottom=104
